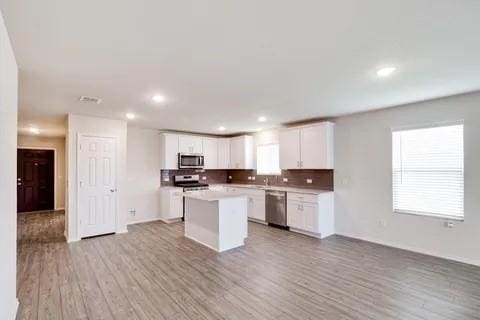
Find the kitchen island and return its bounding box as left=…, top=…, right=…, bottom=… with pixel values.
left=183, top=190, right=248, bottom=252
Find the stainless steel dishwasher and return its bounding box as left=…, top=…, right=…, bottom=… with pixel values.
left=266, top=190, right=287, bottom=227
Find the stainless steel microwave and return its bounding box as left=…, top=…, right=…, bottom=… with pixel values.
left=178, top=153, right=204, bottom=169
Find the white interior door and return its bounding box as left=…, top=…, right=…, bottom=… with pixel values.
left=78, top=135, right=117, bottom=238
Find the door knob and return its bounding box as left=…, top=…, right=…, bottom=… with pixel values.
left=110, top=189, right=117, bottom=193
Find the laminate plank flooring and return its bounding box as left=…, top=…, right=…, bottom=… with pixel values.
left=17, top=211, right=480, bottom=320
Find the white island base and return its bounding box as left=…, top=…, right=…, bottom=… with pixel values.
left=184, top=191, right=248, bottom=252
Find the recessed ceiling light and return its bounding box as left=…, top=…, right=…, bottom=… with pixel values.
left=152, top=95, right=166, bottom=103
left=258, top=116, right=267, bottom=122
left=376, top=66, right=396, bottom=78
left=29, top=127, right=40, bottom=135
left=218, top=126, right=226, bottom=131
left=125, top=113, right=136, bottom=120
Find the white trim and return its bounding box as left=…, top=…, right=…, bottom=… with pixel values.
left=76, top=133, right=119, bottom=239
left=116, top=229, right=128, bottom=234
left=391, top=119, right=464, bottom=132
left=127, top=217, right=163, bottom=225
left=394, top=210, right=464, bottom=222
left=247, top=217, right=268, bottom=225
left=17, top=146, right=57, bottom=210
left=335, top=232, right=480, bottom=267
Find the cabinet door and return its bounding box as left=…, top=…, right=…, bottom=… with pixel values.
left=217, top=139, right=230, bottom=169
left=203, top=137, right=218, bottom=169
left=302, top=203, right=320, bottom=233
left=163, top=134, right=179, bottom=169
left=230, top=138, right=242, bottom=169
left=279, top=128, right=301, bottom=169
left=170, top=191, right=184, bottom=219
left=287, top=202, right=304, bottom=229
left=247, top=197, right=255, bottom=219
left=252, top=198, right=266, bottom=221
left=179, top=136, right=203, bottom=154
left=300, top=124, right=331, bottom=169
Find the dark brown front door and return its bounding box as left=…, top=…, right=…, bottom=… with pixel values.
left=17, top=149, right=54, bottom=213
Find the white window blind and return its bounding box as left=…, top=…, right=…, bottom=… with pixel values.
left=392, top=123, right=464, bottom=219
left=257, top=144, right=281, bottom=175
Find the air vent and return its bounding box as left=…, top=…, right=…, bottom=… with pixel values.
left=79, top=96, right=102, bottom=104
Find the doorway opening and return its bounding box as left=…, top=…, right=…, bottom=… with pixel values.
left=17, top=148, right=55, bottom=213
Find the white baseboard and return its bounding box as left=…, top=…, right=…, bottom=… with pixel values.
left=55, top=207, right=65, bottom=211
left=67, top=237, right=80, bottom=243
left=116, top=228, right=128, bottom=234
left=335, top=232, right=480, bottom=267
left=127, top=217, right=163, bottom=225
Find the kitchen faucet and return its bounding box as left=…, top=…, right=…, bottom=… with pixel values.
left=264, top=177, right=269, bottom=186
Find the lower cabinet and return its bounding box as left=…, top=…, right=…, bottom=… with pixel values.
left=287, top=192, right=334, bottom=239
left=159, top=187, right=184, bottom=223
left=248, top=196, right=266, bottom=221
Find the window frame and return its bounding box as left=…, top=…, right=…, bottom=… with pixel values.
left=256, top=143, right=281, bottom=176
left=391, top=120, right=465, bottom=221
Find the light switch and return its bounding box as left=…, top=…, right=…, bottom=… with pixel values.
left=228, top=176, right=232, bottom=180
left=252, top=176, right=256, bottom=180
left=306, top=179, right=313, bottom=184
left=283, top=178, right=288, bottom=182
left=202, top=176, right=207, bottom=180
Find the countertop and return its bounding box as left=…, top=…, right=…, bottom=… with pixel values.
left=183, top=190, right=248, bottom=202
left=212, top=184, right=333, bottom=195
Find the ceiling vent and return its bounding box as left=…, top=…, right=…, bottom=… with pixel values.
left=79, top=96, right=102, bottom=104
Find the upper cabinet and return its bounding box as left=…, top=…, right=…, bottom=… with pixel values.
left=179, top=135, right=203, bottom=154
left=230, top=135, right=254, bottom=169
left=279, top=122, right=334, bottom=169
left=202, top=137, right=218, bottom=169
left=217, top=138, right=230, bottom=169
left=160, top=133, right=179, bottom=170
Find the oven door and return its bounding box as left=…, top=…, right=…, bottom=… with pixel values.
left=178, top=153, right=204, bottom=169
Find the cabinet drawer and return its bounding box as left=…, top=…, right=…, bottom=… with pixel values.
left=287, top=192, right=319, bottom=204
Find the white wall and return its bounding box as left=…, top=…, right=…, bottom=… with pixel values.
left=127, top=127, right=161, bottom=224
left=334, top=91, right=480, bottom=266
left=0, top=11, right=19, bottom=319
left=66, top=114, right=128, bottom=241
left=18, top=135, right=66, bottom=209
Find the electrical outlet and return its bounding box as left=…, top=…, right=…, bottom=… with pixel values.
left=228, top=176, right=232, bottom=180
left=379, top=220, right=387, bottom=227
left=129, top=209, right=136, bottom=216
left=202, top=176, right=207, bottom=180
left=283, top=178, right=288, bottom=182
left=306, top=179, right=313, bottom=184
left=163, top=176, right=170, bottom=182
left=252, top=176, right=256, bottom=180
left=247, top=176, right=252, bottom=180
left=445, top=221, right=455, bottom=228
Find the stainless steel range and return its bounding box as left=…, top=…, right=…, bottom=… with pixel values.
left=174, top=175, right=209, bottom=220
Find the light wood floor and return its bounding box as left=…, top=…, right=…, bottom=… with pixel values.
left=17, top=211, right=480, bottom=320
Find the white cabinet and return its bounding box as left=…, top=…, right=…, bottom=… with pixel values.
left=236, top=187, right=265, bottom=222
left=217, top=138, right=230, bottom=169
left=179, top=135, right=203, bottom=154
left=160, top=133, right=179, bottom=169
left=159, top=187, right=184, bottom=223
left=286, top=192, right=334, bottom=238
left=279, top=128, right=301, bottom=169
left=300, top=124, right=334, bottom=169
left=279, top=122, right=334, bottom=169
left=230, top=135, right=254, bottom=169
left=202, top=137, right=218, bottom=169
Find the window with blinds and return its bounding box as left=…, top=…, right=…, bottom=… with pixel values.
left=392, top=123, right=464, bottom=220
left=257, top=144, right=281, bottom=175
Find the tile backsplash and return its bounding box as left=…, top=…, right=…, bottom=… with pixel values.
left=226, top=169, right=334, bottom=190
left=161, top=169, right=334, bottom=191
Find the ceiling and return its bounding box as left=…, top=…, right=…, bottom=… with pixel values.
left=2, top=0, right=480, bottom=137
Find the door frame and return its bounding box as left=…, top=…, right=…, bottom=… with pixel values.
left=17, top=146, right=57, bottom=211
left=76, top=133, right=119, bottom=239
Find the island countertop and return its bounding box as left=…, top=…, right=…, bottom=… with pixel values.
left=183, top=190, right=248, bottom=202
